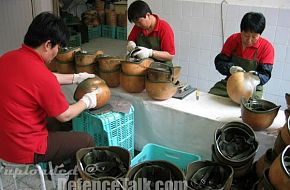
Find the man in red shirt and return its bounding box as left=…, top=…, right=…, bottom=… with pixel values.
left=127, top=0, right=175, bottom=64
left=209, top=12, right=274, bottom=98
left=0, top=12, right=99, bottom=175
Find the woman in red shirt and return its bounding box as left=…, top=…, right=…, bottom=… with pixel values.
left=209, top=12, right=274, bottom=98
left=0, top=12, right=99, bottom=177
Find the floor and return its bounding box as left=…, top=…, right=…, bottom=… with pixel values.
left=0, top=37, right=279, bottom=189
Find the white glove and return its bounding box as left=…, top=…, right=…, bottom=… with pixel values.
left=230, top=66, right=245, bottom=75
left=132, top=46, right=153, bottom=59
left=73, top=72, right=95, bottom=84
left=127, top=41, right=136, bottom=52
left=247, top=71, right=260, bottom=87
left=80, top=88, right=102, bottom=109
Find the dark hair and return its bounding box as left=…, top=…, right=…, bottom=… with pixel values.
left=128, top=0, right=152, bottom=23
left=24, top=12, right=70, bottom=48
left=240, top=12, right=266, bottom=34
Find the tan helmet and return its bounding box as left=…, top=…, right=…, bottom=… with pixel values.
left=125, top=160, right=185, bottom=190
left=121, top=58, right=154, bottom=76
left=147, top=62, right=181, bottom=84
left=268, top=145, right=290, bottom=190
left=74, top=77, right=111, bottom=109
left=97, top=56, right=122, bottom=88
left=213, top=121, right=258, bottom=178
left=145, top=79, right=178, bottom=100
left=76, top=146, right=130, bottom=181
left=97, top=56, right=122, bottom=73
left=227, top=72, right=259, bottom=104
left=241, top=97, right=280, bottom=131
left=186, top=160, right=234, bottom=190
left=56, top=46, right=81, bottom=62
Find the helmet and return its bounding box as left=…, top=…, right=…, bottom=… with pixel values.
left=126, top=160, right=185, bottom=190
left=241, top=97, right=280, bottom=130
left=227, top=72, right=258, bottom=104
left=74, top=77, right=111, bottom=109
left=147, top=62, right=181, bottom=84
left=145, top=79, right=178, bottom=100
left=120, top=72, right=145, bottom=93
left=76, top=146, right=130, bottom=181
left=56, top=47, right=81, bottom=62
left=97, top=56, right=121, bottom=72
left=268, top=145, right=290, bottom=190
left=121, top=58, right=154, bottom=75
left=213, top=121, right=258, bottom=177
left=186, top=160, right=234, bottom=190
left=75, top=51, right=99, bottom=66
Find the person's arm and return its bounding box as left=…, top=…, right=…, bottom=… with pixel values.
left=53, top=72, right=95, bottom=85
left=53, top=73, right=74, bottom=84
left=55, top=89, right=101, bottom=122
left=55, top=100, right=86, bottom=122
left=214, top=53, right=234, bottom=76
left=256, top=63, right=273, bottom=85
left=151, top=50, right=174, bottom=62
left=129, top=46, right=174, bottom=61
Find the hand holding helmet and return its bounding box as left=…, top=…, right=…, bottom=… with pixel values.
left=73, top=72, right=96, bottom=84
left=131, top=46, right=153, bottom=59
left=247, top=70, right=260, bottom=87
left=127, top=41, right=136, bottom=52
left=80, top=88, right=102, bottom=109
left=229, top=66, right=245, bottom=75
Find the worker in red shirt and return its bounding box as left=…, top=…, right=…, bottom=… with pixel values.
left=0, top=12, right=99, bottom=175
left=209, top=12, right=274, bottom=98
left=127, top=0, right=175, bottom=64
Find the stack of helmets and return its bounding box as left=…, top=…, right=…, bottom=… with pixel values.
left=120, top=58, right=154, bottom=93
left=73, top=76, right=111, bottom=109
left=125, top=160, right=185, bottom=190
left=267, top=145, right=290, bottom=190
left=273, top=117, right=290, bottom=159
left=97, top=56, right=122, bottom=88
left=254, top=115, right=290, bottom=187
left=76, top=146, right=130, bottom=189
left=212, top=121, right=258, bottom=178
left=55, top=47, right=81, bottom=74
left=75, top=50, right=103, bottom=74
left=146, top=62, right=181, bottom=100
left=256, top=145, right=290, bottom=190
left=186, top=160, right=234, bottom=190
left=240, top=97, right=280, bottom=131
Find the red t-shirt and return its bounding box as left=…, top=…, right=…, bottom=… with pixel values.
left=128, top=14, right=175, bottom=55
left=221, top=33, right=274, bottom=64
left=0, top=44, right=69, bottom=163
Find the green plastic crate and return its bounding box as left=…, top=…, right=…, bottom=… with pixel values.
left=88, top=25, right=102, bottom=40
left=131, top=143, right=201, bottom=173
left=68, top=32, right=81, bottom=47
left=102, top=25, right=116, bottom=39
left=116, top=26, right=127, bottom=40
left=72, top=106, right=135, bottom=157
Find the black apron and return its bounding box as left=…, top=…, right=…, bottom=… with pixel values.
left=209, top=49, right=263, bottom=98
left=136, top=33, right=172, bottom=65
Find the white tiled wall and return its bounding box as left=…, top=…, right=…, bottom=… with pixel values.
left=128, top=0, right=290, bottom=109
left=0, top=0, right=53, bottom=55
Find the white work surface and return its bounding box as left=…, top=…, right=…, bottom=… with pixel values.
left=62, top=85, right=286, bottom=160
